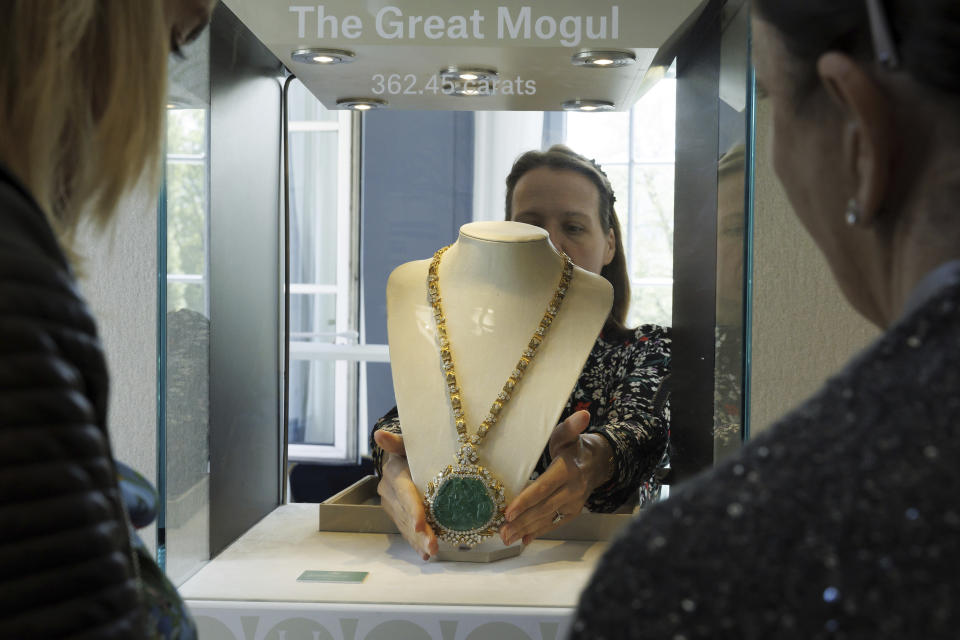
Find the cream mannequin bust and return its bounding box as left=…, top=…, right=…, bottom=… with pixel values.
left=386, top=221, right=612, bottom=557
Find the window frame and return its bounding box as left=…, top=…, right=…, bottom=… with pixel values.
left=285, top=87, right=369, bottom=464
left=165, top=111, right=211, bottom=317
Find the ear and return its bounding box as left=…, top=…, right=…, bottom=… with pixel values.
left=816, top=52, right=897, bottom=225
left=603, top=227, right=616, bottom=266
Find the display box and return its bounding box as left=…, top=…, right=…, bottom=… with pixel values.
left=318, top=475, right=639, bottom=541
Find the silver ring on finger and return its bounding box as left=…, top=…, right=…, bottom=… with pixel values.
left=552, top=510, right=565, bottom=525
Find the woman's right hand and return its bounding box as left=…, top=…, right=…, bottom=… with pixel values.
left=373, top=430, right=438, bottom=561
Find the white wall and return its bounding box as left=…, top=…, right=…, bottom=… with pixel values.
left=77, top=183, right=159, bottom=555
left=748, top=99, right=879, bottom=433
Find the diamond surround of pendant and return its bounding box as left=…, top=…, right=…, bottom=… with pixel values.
left=424, top=463, right=506, bottom=547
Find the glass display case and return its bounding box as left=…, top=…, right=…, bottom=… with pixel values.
left=158, top=0, right=755, bottom=636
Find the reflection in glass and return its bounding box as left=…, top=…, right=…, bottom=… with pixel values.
left=167, top=282, right=204, bottom=315
left=714, top=143, right=746, bottom=458
left=630, top=165, right=675, bottom=327
left=166, top=110, right=208, bottom=313
left=162, top=27, right=212, bottom=584
left=713, top=0, right=753, bottom=460
left=566, top=110, right=630, bottom=163
left=289, top=360, right=337, bottom=445
left=566, top=70, right=677, bottom=329
left=290, top=292, right=337, bottom=337
left=288, top=93, right=339, bottom=286
left=632, top=80, right=679, bottom=162
left=163, top=107, right=211, bottom=585
left=163, top=305, right=210, bottom=583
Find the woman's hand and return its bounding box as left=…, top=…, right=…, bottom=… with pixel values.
left=499, top=410, right=614, bottom=546
left=373, top=430, right=438, bottom=561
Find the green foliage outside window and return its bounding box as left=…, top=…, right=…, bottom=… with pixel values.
left=165, top=109, right=207, bottom=314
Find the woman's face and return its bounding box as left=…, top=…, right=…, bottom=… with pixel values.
left=510, top=167, right=616, bottom=275
left=716, top=167, right=745, bottom=325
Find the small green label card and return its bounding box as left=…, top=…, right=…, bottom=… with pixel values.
left=297, top=570, right=368, bottom=584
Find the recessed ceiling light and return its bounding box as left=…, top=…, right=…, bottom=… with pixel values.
left=439, top=66, right=498, bottom=83
left=562, top=99, right=616, bottom=112
left=335, top=97, right=387, bottom=111
left=291, top=48, right=356, bottom=65
left=571, top=50, right=636, bottom=68
left=437, top=66, right=499, bottom=97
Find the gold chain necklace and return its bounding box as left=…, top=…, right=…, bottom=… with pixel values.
left=422, top=245, right=574, bottom=547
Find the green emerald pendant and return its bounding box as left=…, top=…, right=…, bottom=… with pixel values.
left=433, top=476, right=495, bottom=532
left=424, top=445, right=507, bottom=547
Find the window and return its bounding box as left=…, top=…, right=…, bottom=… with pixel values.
left=286, top=78, right=373, bottom=463
left=564, top=70, right=676, bottom=327
left=166, top=108, right=209, bottom=315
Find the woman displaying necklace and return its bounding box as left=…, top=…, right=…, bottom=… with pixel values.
left=372, top=145, right=671, bottom=560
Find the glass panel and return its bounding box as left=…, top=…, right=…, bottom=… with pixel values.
left=632, top=79, right=678, bottom=162
left=288, top=359, right=337, bottom=445
left=162, top=28, right=210, bottom=586
left=288, top=82, right=339, bottom=287
left=630, top=167, right=675, bottom=330
left=167, top=109, right=206, bottom=155
left=163, top=305, right=210, bottom=582
left=630, top=221, right=674, bottom=281
left=565, top=79, right=677, bottom=330
left=166, top=160, right=206, bottom=276
left=564, top=111, right=631, bottom=163
left=630, top=285, right=672, bottom=329
left=167, top=282, right=205, bottom=314
left=290, top=293, right=337, bottom=339
left=714, top=0, right=753, bottom=459
left=289, top=129, right=339, bottom=286
left=284, top=78, right=359, bottom=462
left=631, top=165, right=675, bottom=281
left=289, top=81, right=340, bottom=123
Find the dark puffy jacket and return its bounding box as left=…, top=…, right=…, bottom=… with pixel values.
left=0, top=164, right=144, bottom=638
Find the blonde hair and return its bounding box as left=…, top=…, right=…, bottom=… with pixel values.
left=0, top=0, right=168, bottom=249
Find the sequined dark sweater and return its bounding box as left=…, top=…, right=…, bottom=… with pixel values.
left=371, top=324, right=671, bottom=512
left=570, top=274, right=960, bottom=639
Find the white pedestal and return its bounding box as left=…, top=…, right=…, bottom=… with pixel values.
left=181, top=504, right=609, bottom=640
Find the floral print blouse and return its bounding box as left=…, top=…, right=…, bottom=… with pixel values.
left=371, top=324, right=671, bottom=512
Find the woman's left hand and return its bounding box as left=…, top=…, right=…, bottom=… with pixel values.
left=499, top=410, right=614, bottom=546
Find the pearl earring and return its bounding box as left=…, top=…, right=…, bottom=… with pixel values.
left=845, top=198, right=861, bottom=226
